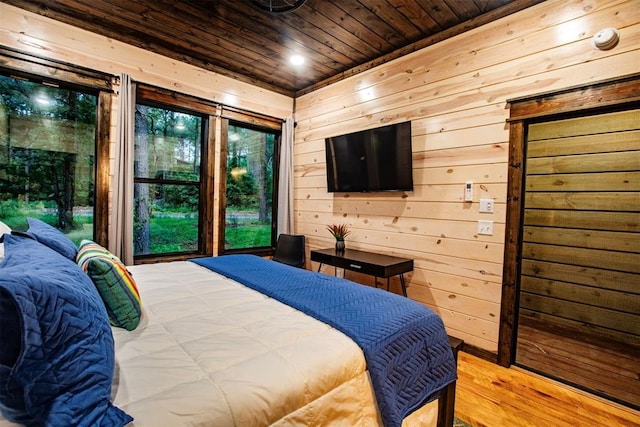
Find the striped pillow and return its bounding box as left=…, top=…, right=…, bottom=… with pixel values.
left=76, top=240, right=141, bottom=331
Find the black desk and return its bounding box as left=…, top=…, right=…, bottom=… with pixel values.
left=310, top=248, right=413, bottom=296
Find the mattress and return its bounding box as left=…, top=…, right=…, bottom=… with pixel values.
left=0, top=260, right=440, bottom=426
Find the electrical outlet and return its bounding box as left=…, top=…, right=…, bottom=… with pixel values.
left=478, top=220, right=493, bottom=235
left=479, top=198, right=494, bottom=213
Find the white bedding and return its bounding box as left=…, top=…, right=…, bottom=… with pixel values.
left=117, top=260, right=378, bottom=426
left=0, top=260, right=439, bottom=426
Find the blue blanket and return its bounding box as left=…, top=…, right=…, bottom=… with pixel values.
left=192, top=255, right=456, bottom=427
left=0, top=234, right=132, bottom=426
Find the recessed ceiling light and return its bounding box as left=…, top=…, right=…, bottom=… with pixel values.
left=289, top=54, right=305, bottom=66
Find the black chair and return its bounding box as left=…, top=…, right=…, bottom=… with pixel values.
left=272, top=234, right=306, bottom=269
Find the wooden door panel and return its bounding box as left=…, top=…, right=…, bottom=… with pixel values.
left=522, top=226, right=639, bottom=253
left=523, top=209, right=638, bottom=232
left=527, top=129, right=640, bottom=157
left=519, top=293, right=640, bottom=336
left=521, top=242, right=640, bottom=274
left=525, top=171, right=640, bottom=192
left=528, top=110, right=640, bottom=140
left=520, top=275, right=640, bottom=315
left=524, top=192, right=639, bottom=211
left=526, top=151, right=640, bottom=174
left=520, top=259, right=638, bottom=293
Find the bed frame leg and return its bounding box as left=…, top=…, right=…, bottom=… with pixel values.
left=437, top=336, right=463, bottom=427
left=436, top=380, right=457, bottom=427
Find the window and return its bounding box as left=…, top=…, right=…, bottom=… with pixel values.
left=133, top=84, right=281, bottom=260
left=0, top=72, right=105, bottom=245
left=222, top=121, right=279, bottom=252
left=133, top=103, right=205, bottom=257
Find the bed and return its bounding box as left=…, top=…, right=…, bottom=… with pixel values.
left=0, top=222, right=457, bottom=427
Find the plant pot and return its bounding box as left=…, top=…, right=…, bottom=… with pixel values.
left=335, top=240, right=345, bottom=253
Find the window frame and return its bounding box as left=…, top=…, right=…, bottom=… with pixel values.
left=133, top=85, right=215, bottom=263
left=218, top=109, right=282, bottom=256
left=0, top=46, right=112, bottom=247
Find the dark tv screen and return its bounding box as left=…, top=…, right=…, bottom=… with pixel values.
left=325, top=121, right=413, bottom=193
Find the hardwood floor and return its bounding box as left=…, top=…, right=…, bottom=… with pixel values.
left=455, top=352, right=640, bottom=426
left=516, top=317, right=640, bottom=409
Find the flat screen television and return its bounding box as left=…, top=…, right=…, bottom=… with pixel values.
left=325, top=121, right=413, bottom=193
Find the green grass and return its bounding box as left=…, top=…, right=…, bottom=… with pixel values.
left=141, top=215, right=271, bottom=253
left=145, top=216, right=199, bottom=254
left=225, top=223, right=271, bottom=249
left=65, top=222, right=94, bottom=246
left=2, top=201, right=272, bottom=254
left=1, top=204, right=94, bottom=246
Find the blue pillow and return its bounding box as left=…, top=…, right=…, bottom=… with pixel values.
left=0, top=234, right=132, bottom=426
left=26, top=217, right=78, bottom=260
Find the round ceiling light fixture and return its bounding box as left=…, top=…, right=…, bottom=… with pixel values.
left=289, top=54, right=305, bottom=66
left=592, top=28, right=620, bottom=50
left=250, top=0, right=306, bottom=13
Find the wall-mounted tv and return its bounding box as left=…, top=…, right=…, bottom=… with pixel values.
left=325, top=121, right=413, bottom=193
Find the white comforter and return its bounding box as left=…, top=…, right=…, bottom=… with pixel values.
left=115, top=260, right=378, bottom=426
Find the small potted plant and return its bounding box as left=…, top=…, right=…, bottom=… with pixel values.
left=326, top=223, right=351, bottom=253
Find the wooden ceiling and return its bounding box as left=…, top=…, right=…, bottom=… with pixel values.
left=3, top=0, right=543, bottom=97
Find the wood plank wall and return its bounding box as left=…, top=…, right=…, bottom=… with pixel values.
left=293, top=0, right=640, bottom=351
left=519, top=109, right=640, bottom=343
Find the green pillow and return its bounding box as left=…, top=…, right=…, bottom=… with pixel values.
left=76, top=240, right=142, bottom=331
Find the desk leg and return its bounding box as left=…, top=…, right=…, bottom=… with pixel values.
left=316, top=263, right=338, bottom=279
left=399, top=274, right=407, bottom=297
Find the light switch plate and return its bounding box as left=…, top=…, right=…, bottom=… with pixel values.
left=478, top=220, right=494, bottom=235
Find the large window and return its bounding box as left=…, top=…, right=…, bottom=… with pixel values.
left=223, top=122, right=278, bottom=252
left=0, top=73, right=99, bottom=245
left=133, top=85, right=281, bottom=260
left=133, top=103, right=204, bottom=257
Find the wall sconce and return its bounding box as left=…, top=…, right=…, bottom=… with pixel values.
left=592, top=28, right=620, bottom=50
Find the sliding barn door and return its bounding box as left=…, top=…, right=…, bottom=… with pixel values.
left=514, top=108, right=640, bottom=407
